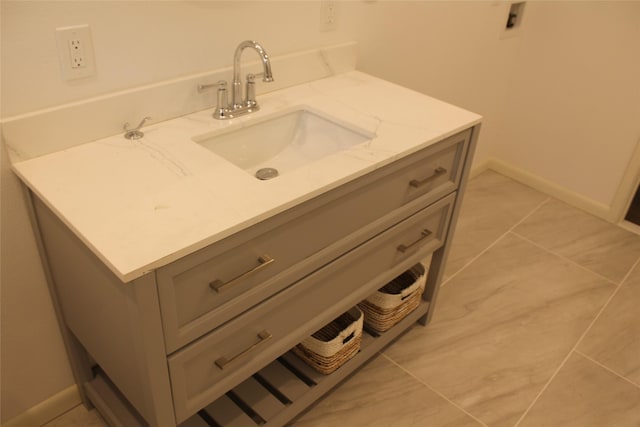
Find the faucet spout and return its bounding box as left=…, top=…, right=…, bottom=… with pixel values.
left=200, top=40, right=273, bottom=119
left=232, top=40, right=273, bottom=108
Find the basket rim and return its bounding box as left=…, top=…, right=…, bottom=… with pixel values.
left=298, top=307, right=364, bottom=357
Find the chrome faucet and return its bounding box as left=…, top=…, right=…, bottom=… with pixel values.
left=232, top=40, right=274, bottom=109
left=198, top=40, right=274, bottom=120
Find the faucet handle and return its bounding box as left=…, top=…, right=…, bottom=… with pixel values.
left=198, top=82, right=218, bottom=93
left=213, top=81, right=231, bottom=120
left=216, top=81, right=228, bottom=108
left=249, top=72, right=274, bottom=83
left=123, top=116, right=151, bottom=140
left=245, top=74, right=257, bottom=107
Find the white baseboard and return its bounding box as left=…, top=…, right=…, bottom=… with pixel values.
left=469, top=159, right=491, bottom=179
left=619, top=220, right=640, bottom=236
left=2, top=385, right=81, bottom=427
left=483, top=158, right=614, bottom=222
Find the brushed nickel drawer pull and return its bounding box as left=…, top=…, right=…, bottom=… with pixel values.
left=409, top=166, right=448, bottom=188
left=209, top=255, right=275, bottom=293
left=214, top=330, right=273, bottom=370
left=397, top=229, right=433, bottom=253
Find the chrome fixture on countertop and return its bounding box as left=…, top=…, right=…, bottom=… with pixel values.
left=123, top=116, right=151, bottom=140
left=198, top=40, right=274, bottom=120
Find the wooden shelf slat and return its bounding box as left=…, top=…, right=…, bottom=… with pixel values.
left=202, top=394, right=257, bottom=427
left=256, top=360, right=310, bottom=402
left=232, top=376, right=287, bottom=422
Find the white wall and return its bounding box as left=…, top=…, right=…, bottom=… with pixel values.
left=1, top=1, right=360, bottom=422
left=1, top=1, right=356, bottom=117
left=3, top=0, right=639, bottom=423
left=496, top=1, right=640, bottom=210
left=1, top=136, right=77, bottom=423
left=353, top=1, right=522, bottom=168
left=354, top=1, right=640, bottom=214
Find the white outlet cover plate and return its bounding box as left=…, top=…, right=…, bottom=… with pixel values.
left=320, top=0, right=338, bottom=32
left=56, top=24, right=96, bottom=80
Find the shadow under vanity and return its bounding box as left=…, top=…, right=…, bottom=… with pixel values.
left=11, top=67, right=480, bottom=427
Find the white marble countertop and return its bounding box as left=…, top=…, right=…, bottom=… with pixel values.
left=12, top=71, right=481, bottom=282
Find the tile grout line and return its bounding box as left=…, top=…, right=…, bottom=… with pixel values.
left=510, top=208, right=640, bottom=426
left=510, top=192, right=640, bottom=288
left=632, top=247, right=640, bottom=281
left=396, top=195, right=552, bottom=426
left=511, top=257, right=640, bottom=427
left=568, top=254, right=640, bottom=359
left=440, top=230, right=508, bottom=288
left=435, top=182, right=640, bottom=426
left=510, top=231, right=619, bottom=287
left=574, top=349, right=640, bottom=390
left=615, top=255, right=640, bottom=288
left=441, top=197, right=552, bottom=288
left=380, top=353, right=490, bottom=427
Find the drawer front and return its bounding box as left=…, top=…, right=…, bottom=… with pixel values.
left=158, top=129, right=470, bottom=352
left=168, top=194, right=455, bottom=422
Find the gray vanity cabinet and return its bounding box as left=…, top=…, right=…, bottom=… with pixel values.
left=29, top=126, right=478, bottom=427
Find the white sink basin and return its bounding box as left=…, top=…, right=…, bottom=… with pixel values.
left=193, top=108, right=375, bottom=179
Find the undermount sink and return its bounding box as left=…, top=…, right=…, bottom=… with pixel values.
left=193, top=107, right=375, bottom=179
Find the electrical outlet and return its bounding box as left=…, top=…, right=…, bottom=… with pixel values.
left=320, top=0, right=338, bottom=32
left=69, top=39, right=86, bottom=68
left=56, top=25, right=96, bottom=80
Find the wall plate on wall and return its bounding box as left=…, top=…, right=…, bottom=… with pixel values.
left=56, top=24, right=96, bottom=80
left=501, top=2, right=526, bottom=39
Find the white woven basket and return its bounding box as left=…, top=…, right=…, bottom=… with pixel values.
left=292, top=307, right=363, bottom=374
left=358, top=259, right=429, bottom=333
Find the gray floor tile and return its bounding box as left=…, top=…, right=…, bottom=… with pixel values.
left=579, top=262, right=640, bottom=385
left=294, top=355, right=483, bottom=427
left=445, top=170, right=547, bottom=279
left=518, top=352, right=640, bottom=427
left=514, top=199, right=640, bottom=283
left=385, top=233, right=615, bottom=427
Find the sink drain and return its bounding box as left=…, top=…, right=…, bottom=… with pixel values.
left=255, top=167, right=279, bottom=180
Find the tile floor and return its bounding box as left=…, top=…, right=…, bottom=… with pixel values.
left=44, top=170, right=640, bottom=427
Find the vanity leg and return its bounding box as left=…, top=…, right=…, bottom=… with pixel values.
left=23, top=186, right=95, bottom=408
left=128, top=274, right=177, bottom=427
left=420, top=124, right=481, bottom=326
left=419, top=247, right=445, bottom=326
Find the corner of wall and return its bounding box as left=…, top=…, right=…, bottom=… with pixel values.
left=485, top=158, right=613, bottom=221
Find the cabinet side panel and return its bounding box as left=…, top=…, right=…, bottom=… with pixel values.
left=32, top=198, right=160, bottom=422
left=422, top=124, right=481, bottom=324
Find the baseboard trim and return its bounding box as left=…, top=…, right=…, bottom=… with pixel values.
left=485, top=158, right=614, bottom=222
left=618, top=220, right=640, bottom=236
left=469, top=158, right=491, bottom=179
left=2, top=385, right=81, bottom=427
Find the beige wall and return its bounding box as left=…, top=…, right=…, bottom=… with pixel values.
left=2, top=0, right=639, bottom=423
left=1, top=136, right=76, bottom=423
left=1, top=1, right=357, bottom=117
left=354, top=1, right=522, bottom=169
left=354, top=0, right=640, bottom=213
left=1, top=1, right=360, bottom=422
left=496, top=1, right=640, bottom=208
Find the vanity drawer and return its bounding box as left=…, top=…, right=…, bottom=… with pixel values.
left=157, top=130, right=469, bottom=352
left=168, top=194, right=454, bottom=422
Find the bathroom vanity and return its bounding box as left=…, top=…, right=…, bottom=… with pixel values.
left=12, top=70, right=480, bottom=427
